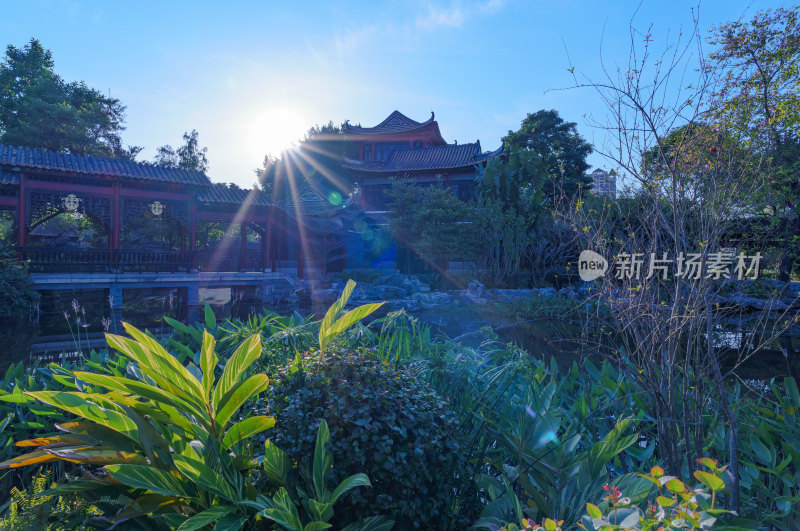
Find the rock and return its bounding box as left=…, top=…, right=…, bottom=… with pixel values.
left=536, top=287, right=557, bottom=297
left=558, top=288, right=578, bottom=299
left=489, top=289, right=537, bottom=302
left=411, top=291, right=453, bottom=308
left=310, top=288, right=338, bottom=304
left=374, top=285, right=408, bottom=300
left=330, top=281, right=345, bottom=292
left=759, top=279, right=800, bottom=294
left=398, top=299, right=421, bottom=312
left=467, top=279, right=486, bottom=297
left=717, top=293, right=791, bottom=310
left=402, top=277, right=430, bottom=294
left=461, top=293, right=488, bottom=305
left=372, top=274, right=431, bottom=296
left=374, top=273, right=406, bottom=287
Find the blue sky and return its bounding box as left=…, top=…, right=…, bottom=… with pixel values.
left=0, top=0, right=780, bottom=188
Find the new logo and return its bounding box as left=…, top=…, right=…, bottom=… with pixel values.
left=578, top=250, right=608, bottom=281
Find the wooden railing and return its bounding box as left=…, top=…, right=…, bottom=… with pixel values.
left=18, top=247, right=269, bottom=274
left=18, top=247, right=195, bottom=273
left=195, top=249, right=264, bottom=272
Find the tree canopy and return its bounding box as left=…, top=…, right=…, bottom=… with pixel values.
left=503, top=109, right=592, bottom=201
left=709, top=6, right=800, bottom=279
left=153, top=129, right=209, bottom=172
left=0, top=38, right=141, bottom=159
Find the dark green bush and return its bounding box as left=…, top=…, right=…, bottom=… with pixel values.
left=0, top=242, right=38, bottom=320
left=261, top=349, right=464, bottom=529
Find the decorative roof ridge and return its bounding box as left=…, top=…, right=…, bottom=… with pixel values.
left=197, top=182, right=272, bottom=207
left=343, top=110, right=437, bottom=134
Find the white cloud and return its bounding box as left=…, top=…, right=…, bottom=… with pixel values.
left=334, top=25, right=379, bottom=58
left=416, top=3, right=467, bottom=30
left=416, top=0, right=507, bottom=31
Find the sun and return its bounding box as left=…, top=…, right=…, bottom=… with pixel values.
left=247, top=107, right=308, bottom=159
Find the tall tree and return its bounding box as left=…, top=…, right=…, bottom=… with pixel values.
left=386, top=179, right=481, bottom=273
left=503, top=109, right=593, bottom=202
left=709, top=6, right=800, bottom=280
left=475, top=146, right=551, bottom=284
left=0, top=38, right=141, bottom=159
left=154, top=129, right=209, bottom=172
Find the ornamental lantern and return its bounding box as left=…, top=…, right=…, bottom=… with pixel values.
left=62, top=193, right=80, bottom=212
left=149, top=201, right=164, bottom=216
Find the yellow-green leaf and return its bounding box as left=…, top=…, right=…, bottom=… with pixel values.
left=215, top=373, right=269, bottom=429
left=25, top=391, right=139, bottom=441
left=177, top=506, right=236, bottom=531
left=657, top=495, right=676, bottom=507
left=173, top=455, right=238, bottom=502
left=222, top=416, right=275, bottom=450
left=263, top=440, right=289, bottom=486
left=321, top=303, right=383, bottom=349
left=0, top=450, right=62, bottom=469
left=120, top=324, right=205, bottom=402
left=46, top=447, right=148, bottom=465
left=200, top=330, right=218, bottom=398
left=105, top=333, right=202, bottom=407
left=212, top=334, right=262, bottom=409
left=73, top=372, right=205, bottom=420
left=666, top=478, right=686, bottom=493
left=694, top=470, right=725, bottom=492
left=586, top=502, right=602, bottom=518
left=105, top=464, right=196, bottom=498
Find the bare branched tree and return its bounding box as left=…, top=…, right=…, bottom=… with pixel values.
left=554, top=7, right=799, bottom=512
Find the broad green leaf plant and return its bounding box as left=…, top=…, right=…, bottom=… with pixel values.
left=318, top=280, right=383, bottom=351
left=0, top=323, right=273, bottom=528
left=247, top=419, right=390, bottom=530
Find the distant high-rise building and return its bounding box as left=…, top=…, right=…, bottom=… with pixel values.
left=590, top=168, right=616, bottom=197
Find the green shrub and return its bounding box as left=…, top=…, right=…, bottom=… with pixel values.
left=0, top=470, right=100, bottom=530
left=0, top=325, right=275, bottom=529
left=261, top=349, right=463, bottom=529
left=0, top=242, right=39, bottom=320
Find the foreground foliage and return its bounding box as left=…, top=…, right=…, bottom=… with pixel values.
left=262, top=349, right=463, bottom=529
left=0, top=280, right=796, bottom=529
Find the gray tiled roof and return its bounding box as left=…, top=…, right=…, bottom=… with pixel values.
left=343, top=141, right=502, bottom=174
left=0, top=170, right=20, bottom=185
left=197, top=183, right=271, bottom=207
left=0, top=144, right=211, bottom=186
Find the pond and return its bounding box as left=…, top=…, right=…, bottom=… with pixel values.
left=2, top=290, right=799, bottom=385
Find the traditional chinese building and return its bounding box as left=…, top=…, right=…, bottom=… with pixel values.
left=0, top=144, right=312, bottom=335
left=342, top=110, right=502, bottom=212
left=0, top=110, right=501, bottom=316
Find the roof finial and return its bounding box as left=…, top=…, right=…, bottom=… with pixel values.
left=430, top=111, right=435, bottom=121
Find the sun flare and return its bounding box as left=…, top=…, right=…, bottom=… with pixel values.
left=247, top=107, right=308, bottom=159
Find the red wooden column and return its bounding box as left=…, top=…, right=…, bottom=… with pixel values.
left=111, top=182, right=120, bottom=269
left=264, top=209, right=273, bottom=272
left=240, top=222, right=247, bottom=271
left=16, top=174, right=26, bottom=247
left=322, top=235, right=328, bottom=279
left=296, top=236, right=303, bottom=279
left=189, top=196, right=197, bottom=269
left=112, top=182, right=120, bottom=248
